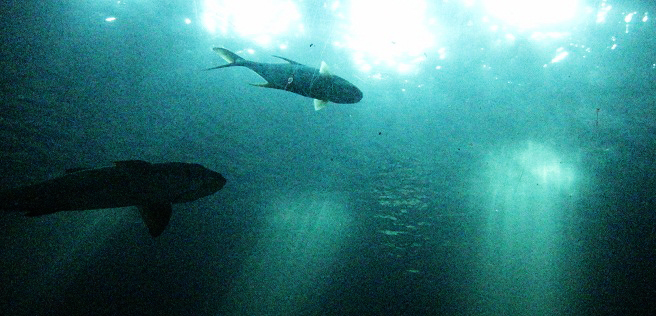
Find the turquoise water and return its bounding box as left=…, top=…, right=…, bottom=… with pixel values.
left=1, top=1, right=654, bottom=315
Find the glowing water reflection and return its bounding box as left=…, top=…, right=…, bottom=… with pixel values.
left=481, top=141, right=578, bottom=313
left=202, top=0, right=302, bottom=46
left=346, top=0, right=435, bottom=73
left=483, top=0, right=581, bottom=29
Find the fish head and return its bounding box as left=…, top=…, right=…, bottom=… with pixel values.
left=175, top=164, right=226, bottom=202
left=151, top=163, right=226, bottom=203
left=325, top=76, right=363, bottom=104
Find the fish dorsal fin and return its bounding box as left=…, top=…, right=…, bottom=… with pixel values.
left=319, top=61, right=332, bottom=76
left=114, top=160, right=152, bottom=170
left=273, top=55, right=303, bottom=65
left=314, top=99, right=329, bottom=111
left=65, top=167, right=91, bottom=174
left=138, top=203, right=172, bottom=237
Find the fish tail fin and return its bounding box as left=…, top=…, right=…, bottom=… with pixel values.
left=215, top=47, right=247, bottom=63
left=205, top=47, right=248, bottom=71
left=205, top=64, right=233, bottom=71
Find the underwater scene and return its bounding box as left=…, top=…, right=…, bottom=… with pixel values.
left=1, top=1, right=654, bottom=315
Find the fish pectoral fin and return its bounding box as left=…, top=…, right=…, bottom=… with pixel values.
left=314, top=99, right=329, bottom=111
left=138, top=202, right=172, bottom=237
left=319, top=61, right=332, bottom=76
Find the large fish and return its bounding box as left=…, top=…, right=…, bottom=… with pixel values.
left=207, top=47, right=363, bottom=110
left=0, top=160, right=226, bottom=237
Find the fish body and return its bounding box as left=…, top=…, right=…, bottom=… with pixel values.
left=208, top=47, right=363, bottom=110
left=0, top=160, right=226, bottom=237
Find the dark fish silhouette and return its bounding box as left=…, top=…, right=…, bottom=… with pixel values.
left=207, top=47, right=363, bottom=110
left=0, top=160, right=226, bottom=237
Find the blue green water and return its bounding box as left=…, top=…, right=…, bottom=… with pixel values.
left=1, top=1, right=655, bottom=315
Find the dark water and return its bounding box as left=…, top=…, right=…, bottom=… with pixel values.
left=1, top=1, right=655, bottom=315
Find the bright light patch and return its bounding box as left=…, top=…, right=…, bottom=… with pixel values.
left=231, top=192, right=351, bottom=314
left=486, top=141, right=576, bottom=207
left=550, top=50, right=568, bottom=63
left=483, top=141, right=578, bottom=299
left=643, top=12, right=649, bottom=22
left=483, top=0, right=580, bottom=29
left=253, top=34, right=272, bottom=46
left=438, top=48, right=446, bottom=60
left=624, top=12, right=636, bottom=23
left=398, top=63, right=412, bottom=73
left=329, top=0, right=340, bottom=11
left=596, top=3, right=612, bottom=23
left=105, top=17, right=116, bottom=22
left=346, top=0, right=435, bottom=73
left=184, top=18, right=191, bottom=24
left=529, top=31, right=570, bottom=40
left=202, top=0, right=302, bottom=46
left=518, top=142, right=575, bottom=187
